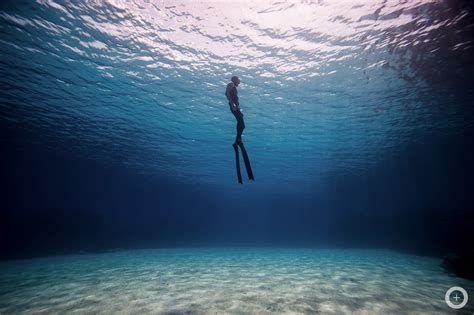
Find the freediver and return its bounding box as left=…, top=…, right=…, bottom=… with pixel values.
left=225, top=75, right=254, bottom=183
left=225, top=76, right=245, bottom=146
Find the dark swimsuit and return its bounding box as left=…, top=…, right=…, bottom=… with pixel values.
left=226, top=82, right=245, bottom=143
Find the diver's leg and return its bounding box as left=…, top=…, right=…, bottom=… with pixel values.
left=235, top=111, right=245, bottom=144
left=233, top=111, right=244, bottom=144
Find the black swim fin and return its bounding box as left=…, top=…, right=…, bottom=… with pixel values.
left=233, top=143, right=243, bottom=184
left=237, top=142, right=255, bottom=181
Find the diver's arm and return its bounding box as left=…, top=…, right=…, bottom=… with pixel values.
left=230, top=87, right=240, bottom=111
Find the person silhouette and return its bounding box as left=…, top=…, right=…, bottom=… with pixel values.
left=225, top=76, right=245, bottom=145
left=225, top=76, right=254, bottom=183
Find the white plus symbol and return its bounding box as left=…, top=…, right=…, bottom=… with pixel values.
left=453, top=293, right=461, bottom=303
left=445, top=286, right=468, bottom=309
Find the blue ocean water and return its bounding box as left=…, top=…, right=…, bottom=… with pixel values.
left=1, top=0, right=473, bottom=313
left=1, top=0, right=472, bottom=188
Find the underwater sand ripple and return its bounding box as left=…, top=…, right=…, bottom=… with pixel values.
left=0, top=248, right=473, bottom=314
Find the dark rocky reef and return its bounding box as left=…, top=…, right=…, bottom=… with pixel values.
left=443, top=253, right=474, bottom=281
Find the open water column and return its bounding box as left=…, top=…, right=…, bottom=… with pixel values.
left=1, top=1, right=473, bottom=314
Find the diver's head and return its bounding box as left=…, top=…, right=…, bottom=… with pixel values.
left=231, top=76, right=240, bottom=86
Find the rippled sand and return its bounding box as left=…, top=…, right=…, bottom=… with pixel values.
left=0, top=248, right=473, bottom=314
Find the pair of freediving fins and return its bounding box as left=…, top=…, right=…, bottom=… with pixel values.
left=233, top=142, right=254, bottom=184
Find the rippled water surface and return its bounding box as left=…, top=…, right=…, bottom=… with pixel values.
left=1, top=0, right=473, bottom=187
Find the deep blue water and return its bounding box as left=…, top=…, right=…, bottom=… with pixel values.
left=1, top=0, right=474, bottom=313
left=0, top=0, right=474, bottom=306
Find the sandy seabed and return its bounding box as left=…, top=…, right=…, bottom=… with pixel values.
left=0, top=248, right=473, bottom=314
